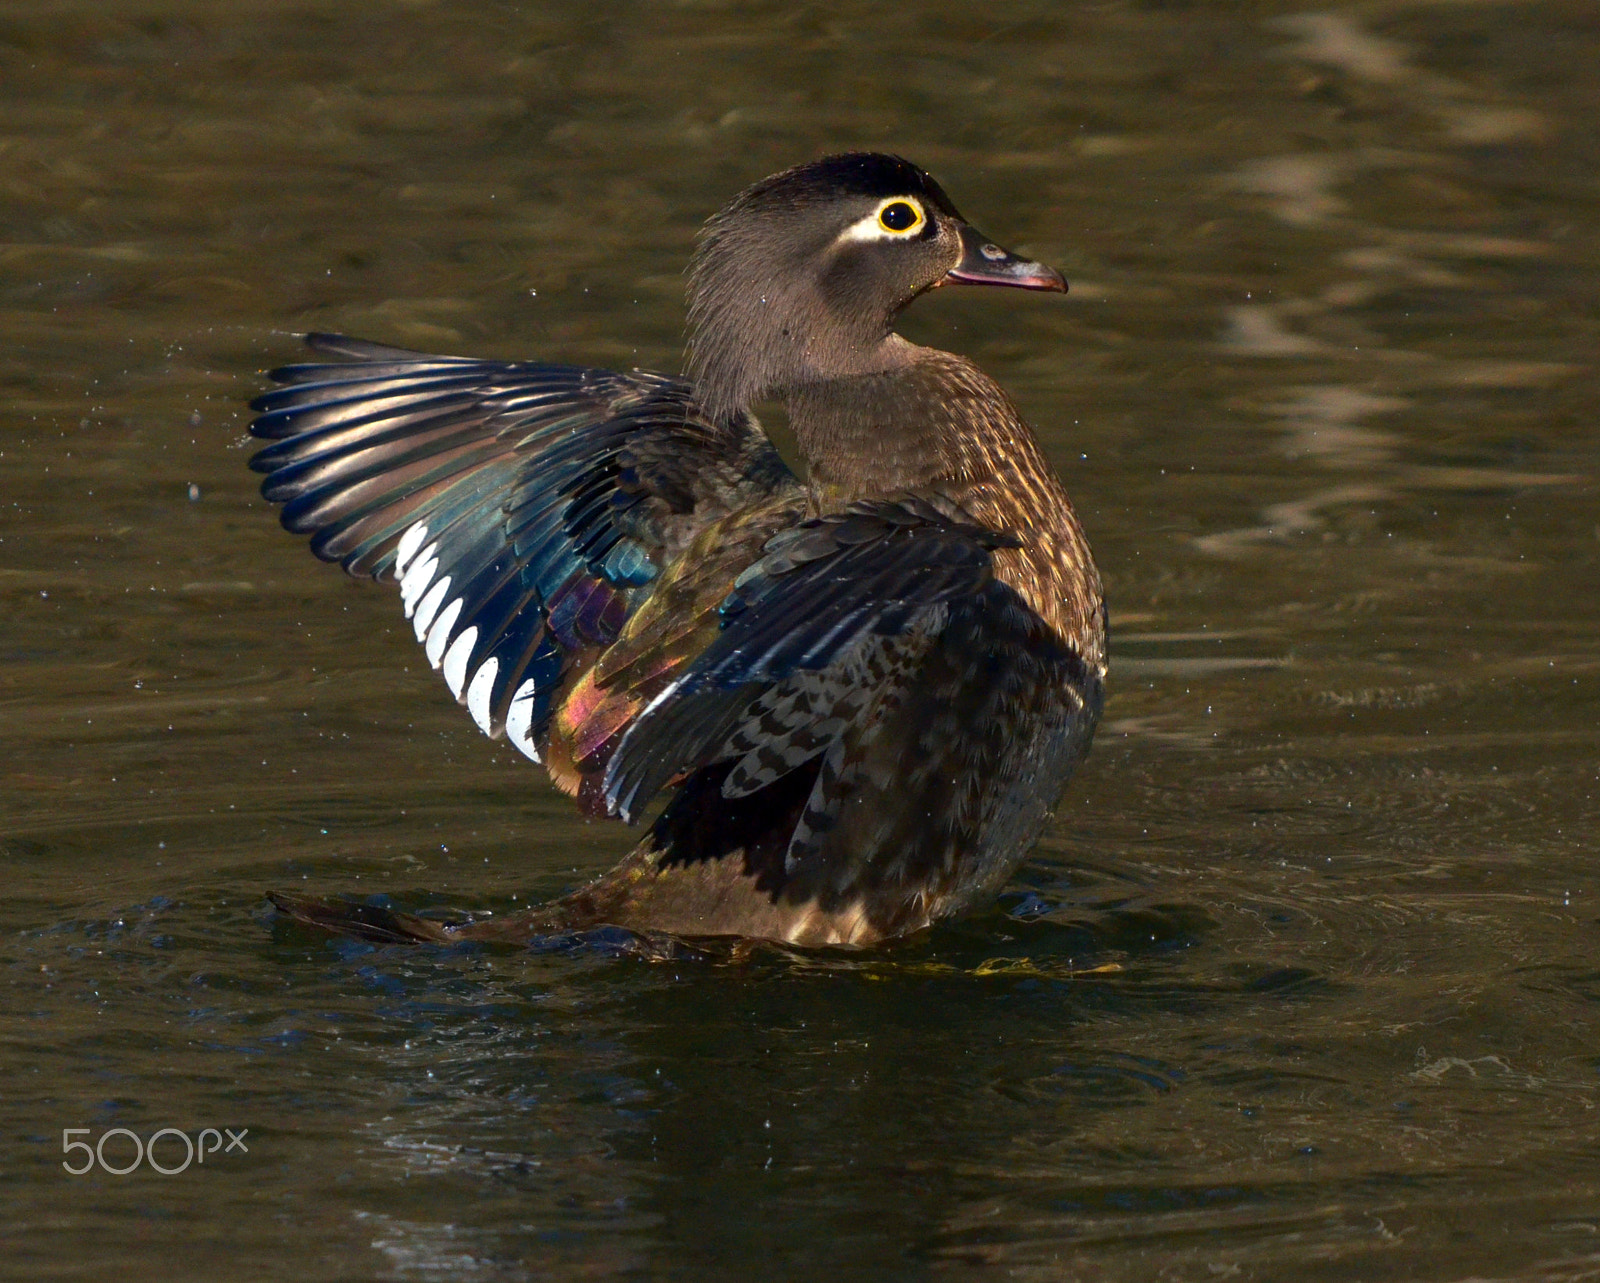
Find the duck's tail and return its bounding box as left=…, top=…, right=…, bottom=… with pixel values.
left=266, top=891, right=456, bottom=943
left=265, top=875, right=719, bottom=959
left=266, top=891, right=572, bottom=945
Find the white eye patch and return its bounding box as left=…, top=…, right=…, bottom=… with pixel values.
left=836, top=196, right=929, bottom=243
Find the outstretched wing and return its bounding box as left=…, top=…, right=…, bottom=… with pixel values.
left=248, top=333, right=798, bottom=781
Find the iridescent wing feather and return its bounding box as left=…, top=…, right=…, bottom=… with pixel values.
left=248, top=333, right=796, bottom=773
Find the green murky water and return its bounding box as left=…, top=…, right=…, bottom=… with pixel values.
left=3, top=1, right=1598, bottom=1277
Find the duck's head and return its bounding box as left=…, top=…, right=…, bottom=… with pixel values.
left=686, top=152, right=1066, bottom=421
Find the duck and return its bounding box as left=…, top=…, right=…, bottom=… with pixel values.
left=251, top=153, right=1106, bottom=948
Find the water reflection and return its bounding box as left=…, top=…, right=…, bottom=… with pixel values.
left=1210, top=11, right=1581, bottom=563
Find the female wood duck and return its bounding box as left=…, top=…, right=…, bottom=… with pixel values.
left=253, top=153, right=1106, bottom=948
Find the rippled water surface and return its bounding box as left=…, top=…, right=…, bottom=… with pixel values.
left=3, top=1, right=1599, bottom=1278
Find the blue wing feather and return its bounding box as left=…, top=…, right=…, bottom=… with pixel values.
left=249, top=332, right=797, bottom=772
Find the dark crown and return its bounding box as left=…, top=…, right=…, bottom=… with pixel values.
left=728, top=153, right=965, bottom=218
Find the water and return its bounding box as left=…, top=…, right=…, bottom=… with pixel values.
left=3, top=1, right=1598, bottom=1277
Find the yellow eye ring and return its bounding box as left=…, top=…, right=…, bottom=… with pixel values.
left=876, top=198, right=925, bottom=235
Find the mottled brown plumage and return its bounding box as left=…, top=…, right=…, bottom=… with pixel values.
left=253, top=153, right=1105, bottom=949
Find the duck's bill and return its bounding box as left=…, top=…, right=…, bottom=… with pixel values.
left=942, top=223, right=1067, bottom=292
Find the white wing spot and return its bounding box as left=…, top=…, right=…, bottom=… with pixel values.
left=399, top=545, right=440, bottom=617
left=394, top=521, right=429, bottom=576
left=441, top=626, right=478, bottom=698
left=466, top=657, right=500, bottom=735
left=425, top=598, right=463, bottom=668
left=505, top=678, right=542, bottom=763
left=412, top=575, right=452, bottom=641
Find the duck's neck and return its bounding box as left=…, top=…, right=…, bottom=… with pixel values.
left=785, top=339, right=1026, bottom=509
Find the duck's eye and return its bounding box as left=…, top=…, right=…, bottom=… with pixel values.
left=838, top=197, right=930, bottom=244
left=877, top=199, right=923, bottom=234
